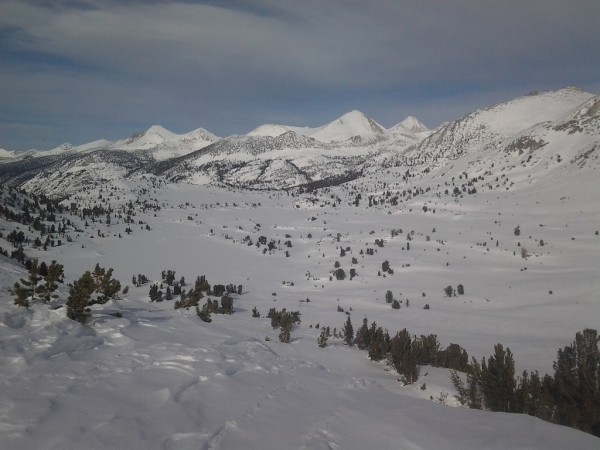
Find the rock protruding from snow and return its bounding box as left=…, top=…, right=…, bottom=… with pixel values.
left=554, top=95, right=600, bottom=135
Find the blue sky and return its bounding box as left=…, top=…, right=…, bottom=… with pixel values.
left=1, top=0, right=599, bottom=150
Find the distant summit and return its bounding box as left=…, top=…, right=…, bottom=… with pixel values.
left=311, top=110, right=389, bottom=144
left=394, top=116, right=428, bottom=133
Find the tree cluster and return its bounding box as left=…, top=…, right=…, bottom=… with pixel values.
left=450, top=329, right=600, bottom=437
left=267, top=308, right=301, bottom=343
left=66, top=264, right=122, bottom=324
left=11, top=259, right=64, bottom=307
left=348, top=317, right=469, bottom=383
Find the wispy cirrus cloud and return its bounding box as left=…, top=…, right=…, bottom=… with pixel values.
left=1, top=0, right=599, bottom=149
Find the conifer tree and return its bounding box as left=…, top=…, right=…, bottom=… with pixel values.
left=342, top=316, right=354, bottom=346
left=11, top=259, right=42, bottom=307
left=66, top=271, right=95, bottom=324
left=552, top=328, right=600, bottom=434
left=385, top=290, right=393, bottom=303
left=369, top=327, right=389, bottom=361
left=11, top=281, right=29, bottom=307
left=318, top=328, right=329, bottom=348
left=96, top=267, right=121, bottom=303
left=279, top=312, right=294, bottom=343
left=354, top=318, right=370, bottom=350
left=37, top=260, right=64, bottom=303
left=389, top=329, right=417, bottom=383
left=196, top=302, right=212, bottom=323
left=481, top=344, right=516, bottom=412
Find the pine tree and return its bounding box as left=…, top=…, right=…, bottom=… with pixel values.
left=389, top=329, right=417, bottom=383
left=11, top=281, right=29, bottom=307
left=39, top=261, right=48, bottom=277
left=354, top=318, right=370, bottom=350
left=11, top=259, right=42, bottom=307
left=37, top=260, right=64, bottom=303
left=385, top=290, right=393, bottom=303
left=467, top=358, right=484, bottom=409
left=552, top=329, right=600, bottom=434
left=196, top=302, right=212, bottom=322
left=149, top=284, right=159, bottom=302
left=481, top=344, right=516, bottom=412
left=279, top=312, right=293, bottom=343
left=342, top=316, right=354, bottom=346
left=96, top=267, right=121, bottom=303
left=317, top=328, right=329, bottom=348
left=66, top=271, right=95, bottom=324
left=369, top=327, right=389, bottom=361
left=414, top=334, right=440, bottom=366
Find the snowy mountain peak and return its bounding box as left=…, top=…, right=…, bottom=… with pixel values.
left=397, top=116, right=428, bottom=132
left=112, top=124, right=219, bottom=159
left=247, top=124, right=294, bottom=138
left=311, top=110, right=389, bottom=143
left=180, top=127, right=220, bottom=144
left=117, top=125, right=178, bottom=149
left=141, top=125, right=178, bottom=142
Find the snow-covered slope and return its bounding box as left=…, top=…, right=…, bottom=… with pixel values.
left=154, top=131, right=365, bottom=189
left=1, top=164, right=599, bottom=448
left=407, top=87, right=594, bottom=163
left=0, top=148, right=17, bottom=160
left=246, top=123, right=317, bottom=138
left=42, top=140, right=114, bottom=156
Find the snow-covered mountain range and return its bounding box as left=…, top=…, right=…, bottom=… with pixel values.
left=0, top=87, right=598, bottom=197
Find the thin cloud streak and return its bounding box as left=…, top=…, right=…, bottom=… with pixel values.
left=0, top=0, right=598, bottom=150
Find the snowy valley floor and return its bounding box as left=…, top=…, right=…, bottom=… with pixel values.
left=1, top=177, right=599, bottom=449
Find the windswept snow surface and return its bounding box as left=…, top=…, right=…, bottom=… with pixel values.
left=1, top=170, right=600, bottom=448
